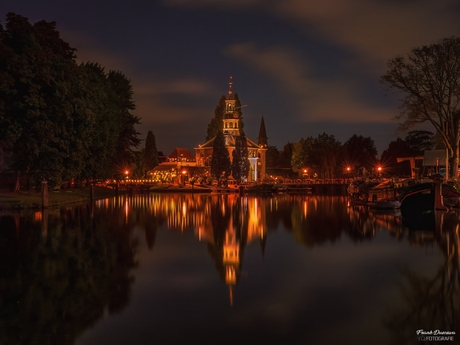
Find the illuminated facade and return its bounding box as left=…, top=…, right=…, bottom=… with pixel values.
left=195, top=77, right=268, bottom=182
left=149, top=147, right=197, bottom=182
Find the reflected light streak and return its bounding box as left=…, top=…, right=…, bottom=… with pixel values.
left=182, top=202, right=187, bottom=218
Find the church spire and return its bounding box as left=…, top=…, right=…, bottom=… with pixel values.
left=228, top=76, right=234, bottom=99
left=258, top=116, right=268, bottom=148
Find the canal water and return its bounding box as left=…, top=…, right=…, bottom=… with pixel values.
left=0, top=193, right=458, bottom=345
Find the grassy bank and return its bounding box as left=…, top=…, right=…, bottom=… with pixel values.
left=0, top=186, right=119, bottom=210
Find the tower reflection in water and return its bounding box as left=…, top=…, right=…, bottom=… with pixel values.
left=100, top=193, right=270, bottom=305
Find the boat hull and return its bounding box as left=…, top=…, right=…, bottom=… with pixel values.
left=400, top=182, right=460, bottom=217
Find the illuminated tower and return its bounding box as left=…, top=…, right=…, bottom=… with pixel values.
left=222, top=76, right=240, bottom=138
left=194, top=77, right=268, bottom=181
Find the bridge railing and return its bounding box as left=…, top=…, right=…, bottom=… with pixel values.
left=284, top=178, right=353, bottom=184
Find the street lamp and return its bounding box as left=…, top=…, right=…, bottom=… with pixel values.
left=302, top=168, right=308, bottom=179
left=125, top=170, right=129, bottom=180
left=376, top=166, right=382, bottom=179
left=182, top=169, right=187, bottom=186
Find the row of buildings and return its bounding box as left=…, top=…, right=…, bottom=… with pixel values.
left=152, top=77, right=269, bottom=182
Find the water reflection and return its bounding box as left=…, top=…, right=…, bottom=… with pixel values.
left=0, top=205, right=138, bottom=345
left=382, top=209, right=460, bottom=345
left=0, top=194, right=459, bottom=344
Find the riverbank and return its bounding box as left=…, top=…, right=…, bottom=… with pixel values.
left=0, top=186, right=119, bottom=210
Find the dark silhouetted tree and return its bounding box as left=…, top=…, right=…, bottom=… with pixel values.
left=381, top=36, right=460, bottom=177
left=0, top=14, right=141, bottom=186
left=0, top=13, right=78, bottom=186
left=210, top=131, right=231, bottom=179
left=266, top=145, right=281, bottom=167
left=231, top=133, right=249, bottom=183
left=143, top=131, right=159, bottom=176
left=343, top=134, right=378, bottom=171
left=405, top=130, right=434, bottom=155
left=380, top=138, right=414, bottom=176
left=311, top=133, right=342, bottom=178
left=291, top=138, right=313, bottom=173
left=279, top=142, right=294, bottom=169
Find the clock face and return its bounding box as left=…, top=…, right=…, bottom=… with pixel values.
left=233, top=111, right=238, bottom=118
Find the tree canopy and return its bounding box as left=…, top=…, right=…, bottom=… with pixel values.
left=404, top=130, right=434, bottom=155
left=143, top=131, right=159, bottom=176
left=381, top=36, right=460, bottom=177
left=291, top=133, right=343, bottom=179
left=0, top=13, right=140, bottom=187
left=343, top=134, right=378, bottom=171
left=210, top=131, right=230, bottom=179
left=380, top=138, right=414, bottom=176
left=290, top=134, right=380, bottom=178
left=231, top=132, right=249, bottom=183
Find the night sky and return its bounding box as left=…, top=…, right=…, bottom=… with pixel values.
left=2, top=0, right=460, bottom=156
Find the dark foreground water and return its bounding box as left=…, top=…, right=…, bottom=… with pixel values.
left=0, top=193, right=459, bottom=345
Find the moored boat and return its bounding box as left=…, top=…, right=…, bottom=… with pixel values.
left=399, top=182, right=460, bottom=216
left=348, top=178, right=401, bottom=209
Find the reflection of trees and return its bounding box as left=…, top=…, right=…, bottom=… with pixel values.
left=258, top=195, right=348, bottom=247
left=288, top=196, right=345, bottom=246
left=0, top=206, right=137, bottom=345
left=383, top=211, right=460, bottom=344
left=346, top=204, right=405, bottom=241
